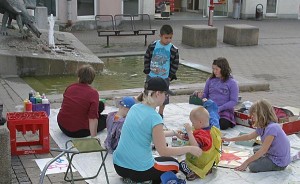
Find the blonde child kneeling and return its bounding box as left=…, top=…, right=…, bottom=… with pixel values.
left=223, top=99, right=291, bottom=172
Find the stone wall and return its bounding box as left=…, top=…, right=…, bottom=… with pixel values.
left=0, top=126, right=11, bottom=183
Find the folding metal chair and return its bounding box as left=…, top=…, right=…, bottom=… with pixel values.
left=39, top=138, right=109, bottom=184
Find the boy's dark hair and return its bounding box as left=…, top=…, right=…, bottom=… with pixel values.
left=160, top=24, right=173, bottom=35
left=77, top=64, right=96, bottom=84
left=210, top=57, right=232, bottom=81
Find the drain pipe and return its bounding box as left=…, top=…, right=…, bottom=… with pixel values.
left=66, top=0, right=72, bottom=27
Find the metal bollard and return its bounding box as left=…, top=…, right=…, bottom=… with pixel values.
left=255, top=4, right=263, bottom=21
left=208, top=5, right=214, bottom=26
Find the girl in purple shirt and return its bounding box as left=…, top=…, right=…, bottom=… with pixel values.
left=223, top=99, right=291, bottom=172
left=195, top=57, right=239, bottom=130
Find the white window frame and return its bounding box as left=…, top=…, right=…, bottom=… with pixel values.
left=77, top=0, right=96, bottom=20
left=266, top=0, right=278, bottom=17
left=122, top=0, right=140, bottom=19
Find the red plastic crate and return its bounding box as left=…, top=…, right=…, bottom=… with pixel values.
left=7, top=111, right=49, bottom=155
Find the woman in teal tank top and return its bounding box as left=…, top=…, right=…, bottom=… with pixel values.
left=113, top=77, right=201, bottom=183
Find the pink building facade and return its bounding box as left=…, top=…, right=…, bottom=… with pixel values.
left=1, top=0, right=300, bottom=26
left=44, top=0, right=155, bottom=24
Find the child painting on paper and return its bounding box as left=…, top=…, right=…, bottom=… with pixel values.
left=223, top=99, right=291, bottom=172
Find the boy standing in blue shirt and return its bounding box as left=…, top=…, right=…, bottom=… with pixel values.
left=143, top=24, right=179, bottom=118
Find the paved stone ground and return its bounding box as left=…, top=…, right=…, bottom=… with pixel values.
left=1, top=13, right=300, bottom=183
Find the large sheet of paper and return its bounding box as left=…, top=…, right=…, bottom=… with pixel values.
left=49, top=103, right=300, bottom=184
left=219, top=146, right=252, bottom=168
left=35, top=156, right=76, bottom=175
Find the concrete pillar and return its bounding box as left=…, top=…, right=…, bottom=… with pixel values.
left=223, top=24, right=259, bottom=46
left=35, top=6, right=48, bottom=30
left=182, top=25, right=218, bottom=47
left=0, top=126, right=11, bottom=184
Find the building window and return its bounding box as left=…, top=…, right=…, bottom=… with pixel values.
left=77, top=0, right=95, bottom=16
left=124, top=0, right=138, bottom=15
left=266, top=0, right=277, bottom=14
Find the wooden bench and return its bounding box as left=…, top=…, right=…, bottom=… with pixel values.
left=95, top=14, right=156, bottom=47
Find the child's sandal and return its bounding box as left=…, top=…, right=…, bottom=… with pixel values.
left=123, top=178, right=136, bottom=184
left=122, top=178, right=152, bottom=184
left=206, top=168, right=213, bottom=175
left=186, top=172, right=199, bottom=181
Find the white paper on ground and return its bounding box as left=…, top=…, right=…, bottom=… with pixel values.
left=288, top=134, right=300, bottom=148
left=35, top=156, right=76, bottom=175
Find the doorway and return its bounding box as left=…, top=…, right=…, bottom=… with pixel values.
left=201, top=0, right=228, bottom=17
left=187, top=0, right=200, bottom=12
left=211, top=0, right=228, bottom=17
left=200, top=0, right=208, bottom=17
left=266, top=0, right=277, bottom=17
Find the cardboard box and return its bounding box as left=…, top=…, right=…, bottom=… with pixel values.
left=234, top=111, right=254, bottom=128
left=234, top=107, right=300, bottom=135
left=282, top=119, right=300, bottom=135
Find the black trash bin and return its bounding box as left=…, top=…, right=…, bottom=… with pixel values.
left=255, top=4, right=263, bottom=21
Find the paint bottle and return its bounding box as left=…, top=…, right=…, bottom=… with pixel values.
left=171, top=136, right=178, bottom=147
left=41, top=93, right=49, bottom=104
left=35, top=92, right=42, bottom=104
left=29, top=90, right=34, bottom=99
left=172, top=136, right=177, bottom=142
left=181, top=128, right=189, bottom=141
left=42, top=98, right=49, bottom=104
left=25, top=101, right=32, bottom=112
left=30, top=96, right=36, bottom=104
left=23, top=99, right=29, bottom=112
